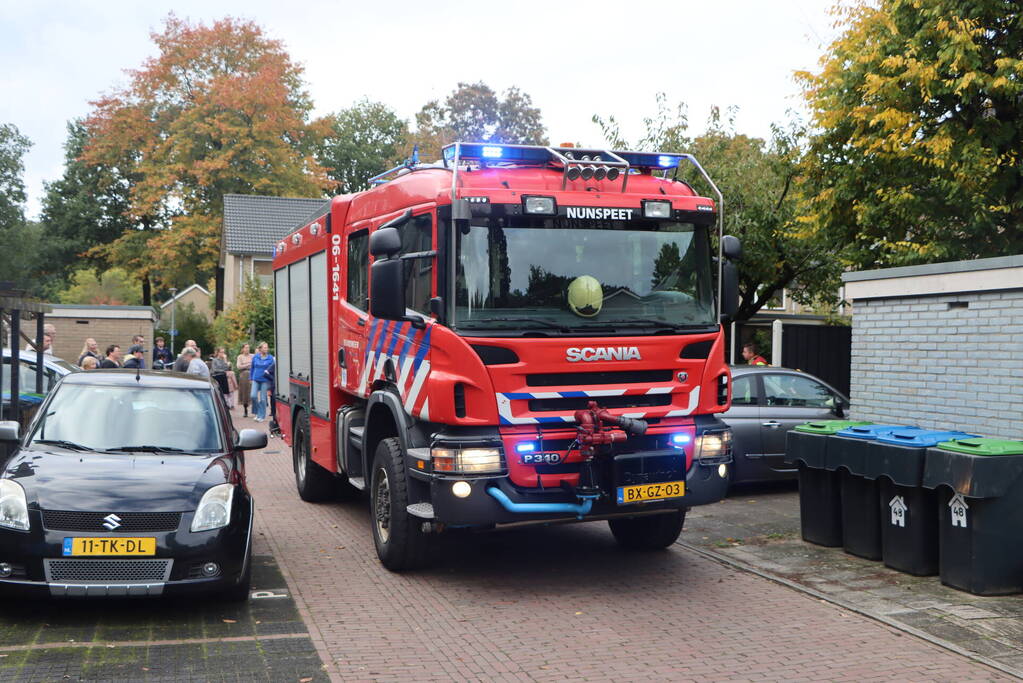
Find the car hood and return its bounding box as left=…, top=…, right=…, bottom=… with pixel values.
left=3, top=448, right=235, bottom=511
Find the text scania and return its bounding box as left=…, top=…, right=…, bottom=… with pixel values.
left=566, top=346, right=642, bottom=362
left=565, top=207, right=634, bottom=221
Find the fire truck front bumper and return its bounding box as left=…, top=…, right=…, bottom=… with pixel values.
left=414, top=456, right=731, bottom=528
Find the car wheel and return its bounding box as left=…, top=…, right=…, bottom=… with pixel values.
left=370, top=437, right=430, bottom=571
left=608, top=509, right=686, bottom=550
left=293, top=411, right=334, bottom=502
left=222, top=547, right=252, bottom=602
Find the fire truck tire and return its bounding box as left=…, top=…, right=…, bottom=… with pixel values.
left=293, top=410, right=334, bottom=502
left=371, top=437, right=430, bottom=571
left=608, top=510, right=686, bottom=550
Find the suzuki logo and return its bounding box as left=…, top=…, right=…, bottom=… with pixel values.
left=566, top=346, right=642, bottom=362
left=102, top=514, right=122, bottom=531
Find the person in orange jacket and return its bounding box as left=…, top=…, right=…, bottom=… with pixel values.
left=742, top=342, right=769, bottom=366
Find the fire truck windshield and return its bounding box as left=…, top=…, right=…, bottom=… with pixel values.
left=454, top=216, right=716, bottom=334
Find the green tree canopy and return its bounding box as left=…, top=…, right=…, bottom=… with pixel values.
left=317, top=100, right=409, bottom=194
left=210, top=277, right=273, bottom=354
left=0, top=124, right=43, bottom=291
left=57, top=267, right=142, bottom=305
left=595, top=96, right=845, bottom=321
left=414, top=82, right=547, bottom=159
left=798, top=0, right=1023, bottom=267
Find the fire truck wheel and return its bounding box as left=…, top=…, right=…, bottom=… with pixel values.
left=608, top=510, right=686, bottom=550
left=371, top=437, right=430, bottom=571
left=293, top=410, right=334, bottom=502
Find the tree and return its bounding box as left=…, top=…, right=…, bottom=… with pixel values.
left=156, top=302, right=212, bottom=356
left=414, top=82, right=547, bottom=159
left=594, top=96, right=846, bottom=321
left=82, top=15, right=331, bottom=291
left=317, top=100, right=409, bottom=194
left=210, top=277, right=273, bottom=353
left=37, top=120, right=135, bottom=297
left=798, top=1, right=1023, bottom=267
left=56, top=267, right=142, bottom=305
left=0, top=124, right=42, bottom=291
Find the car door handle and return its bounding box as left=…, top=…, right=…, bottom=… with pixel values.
left=762, top=421, right=782, bottom=428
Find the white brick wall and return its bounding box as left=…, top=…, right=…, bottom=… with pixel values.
left=849, top=290, right=1023, bottom=439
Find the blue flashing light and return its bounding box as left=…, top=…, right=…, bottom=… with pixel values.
left=442, top=143, right=551, bottom=164
left=482, top=146, right=503, bottom=158
left=658, top=155, right=674, bottom=167
left=516, top=442, right=537, bottom=454
left=670, top=433, right=692, bottom=449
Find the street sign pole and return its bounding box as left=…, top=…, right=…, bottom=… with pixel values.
left=169, top=287, right=178, bottom=355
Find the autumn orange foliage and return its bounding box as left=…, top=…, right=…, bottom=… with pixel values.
left=82, top=15, right=330, bottom=288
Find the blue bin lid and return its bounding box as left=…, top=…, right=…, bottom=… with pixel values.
left=876, top=428, right=978, bottom=447
left=835, top=424, right=911, bottom=440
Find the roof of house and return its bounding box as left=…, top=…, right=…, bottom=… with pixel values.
left=159, top=284, right=210, bottom=310
left=222, top=194, right=328, bottom=257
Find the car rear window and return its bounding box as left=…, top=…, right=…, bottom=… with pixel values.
left=28, top=384, right=223, bottom=453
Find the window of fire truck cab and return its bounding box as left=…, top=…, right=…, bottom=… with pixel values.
left=399, top=212, right=433, bottom=315
left=347, top=229, right=369, bottom=310
left=453, top=215, right=715, bottom=333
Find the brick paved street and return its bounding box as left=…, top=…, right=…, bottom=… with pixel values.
left=242, top=413, right=1008, bottom=682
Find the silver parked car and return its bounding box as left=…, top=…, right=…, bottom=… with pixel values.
left=721, top=365, right=849, bottom=485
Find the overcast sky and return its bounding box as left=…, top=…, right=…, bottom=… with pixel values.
left=1, top=0, right=841, bottom=220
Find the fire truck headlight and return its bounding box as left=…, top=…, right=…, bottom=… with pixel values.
left=452, top=481, right=472, bottom=498
left=431, top=447, right=505, bottom=475
left=695, top=430, right=732, bottom=462
left=523, top=196, right=556, bottom=215
left=643, top=200, right=672, bottom=219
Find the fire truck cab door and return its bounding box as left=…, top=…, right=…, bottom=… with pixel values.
left=339, top=227, right=370, bottom=395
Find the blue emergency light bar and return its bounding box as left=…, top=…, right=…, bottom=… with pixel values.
left=441, top=142, right=689, bottom=171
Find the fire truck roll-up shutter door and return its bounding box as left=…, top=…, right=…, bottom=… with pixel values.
left=291, top=258, right=312, bottom=383
left=309, top=251, right=329, bottom=414
left=274, top=267, right=291, bottom=401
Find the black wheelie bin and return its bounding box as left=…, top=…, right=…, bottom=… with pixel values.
left=828, top=424, right=911, bottom=560
left=786, top=420, right=871, bottom=547
left=863, top=428, right=975, bottom=576
left=923, top=438, right=1023, bottom=596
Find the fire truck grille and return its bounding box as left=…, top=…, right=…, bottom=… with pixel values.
left=44, top=559, right=173, bottom=583
left=526, top=370, right=673, bottom=387
left=527, top=394, right=672, bottom=413
left=42, top=511, right=181, bottom=532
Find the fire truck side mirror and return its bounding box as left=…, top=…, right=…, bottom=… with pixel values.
left=370, top=258, right=405, bottom=320
left=720, top=260, right=739, bottom=322
left=369, top=226, right=402, bottom=258
left=722, top=234, right=742, bottom=261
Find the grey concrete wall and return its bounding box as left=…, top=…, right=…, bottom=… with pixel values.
left=849, top=290, right=1023, bottom=439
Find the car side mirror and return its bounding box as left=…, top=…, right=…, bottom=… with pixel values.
left=0, top=421, right=19, bottom=442
left=236, top=429, right=267, bottom=451
left=370, top=258, right=405, bottom=320
left=722, top=234, right=742, bottom=261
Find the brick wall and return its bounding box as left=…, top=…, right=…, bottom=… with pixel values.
left=48, top=318, right=154, bottom=363
left=849, top=290, right=1023, bottom=439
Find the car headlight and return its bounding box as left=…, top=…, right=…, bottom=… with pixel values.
left=431, top=446, right=505, bottom=474
left=191, top=484, right=235, bottom=532
left=695, top=430, right=733, bottom=462
left=0, top=480, right=30, bottom=532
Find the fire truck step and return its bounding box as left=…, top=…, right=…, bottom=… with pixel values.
left=348, top=477, right=366, bottom=491
left=406, top=503, right=435, bottom=519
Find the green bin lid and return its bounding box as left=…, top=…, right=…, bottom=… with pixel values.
left=793, top=420, right=872, bottom=435
left=936, top=438, right=1023, bottom=456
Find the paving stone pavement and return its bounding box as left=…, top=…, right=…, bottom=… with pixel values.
left=241, top=411, right=1010, bottom=682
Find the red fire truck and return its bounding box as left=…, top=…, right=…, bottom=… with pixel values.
left=272, top=142, right=742, bottom=570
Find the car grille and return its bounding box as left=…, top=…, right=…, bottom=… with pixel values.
left=42, top=511, right=181, bottom=532
left=44, top=559, right=173, bottom=583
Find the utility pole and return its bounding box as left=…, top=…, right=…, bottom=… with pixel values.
left=169, top=287, right=178, bottom=355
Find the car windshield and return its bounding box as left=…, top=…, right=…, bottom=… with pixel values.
left=28, top=384, right=223, bottom=453
left=454, top=216, right=715, bottom=333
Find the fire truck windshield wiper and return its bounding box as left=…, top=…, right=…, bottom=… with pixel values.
left=596, top=318, right=709, bottom=332
left=460, top=317, right=571, bottom=332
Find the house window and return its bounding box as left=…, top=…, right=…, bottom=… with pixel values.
left=761, top=287, right=787, bottom=311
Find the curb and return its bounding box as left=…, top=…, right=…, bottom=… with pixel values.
left=676, top=540, right=1022, bottom=680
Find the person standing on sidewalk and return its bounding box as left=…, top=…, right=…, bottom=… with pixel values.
left=249, top=342, right=274, bottom=423
left=153, top=337, right=172, bottom=369
left=99, top=345, right=122, bottom=368
left=236, top=343, right=253, bottom=417
left=185, top=347, right=210, bottom=378
left=742, top=342, right=769, bottom=366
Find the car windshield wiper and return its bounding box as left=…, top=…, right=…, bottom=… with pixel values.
left=33, top=439, right=95, bottom=452
left=106, top=445, right=186, bottom=453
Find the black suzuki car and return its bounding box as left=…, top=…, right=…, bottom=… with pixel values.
left=0, top=370, right=265, bottom=599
